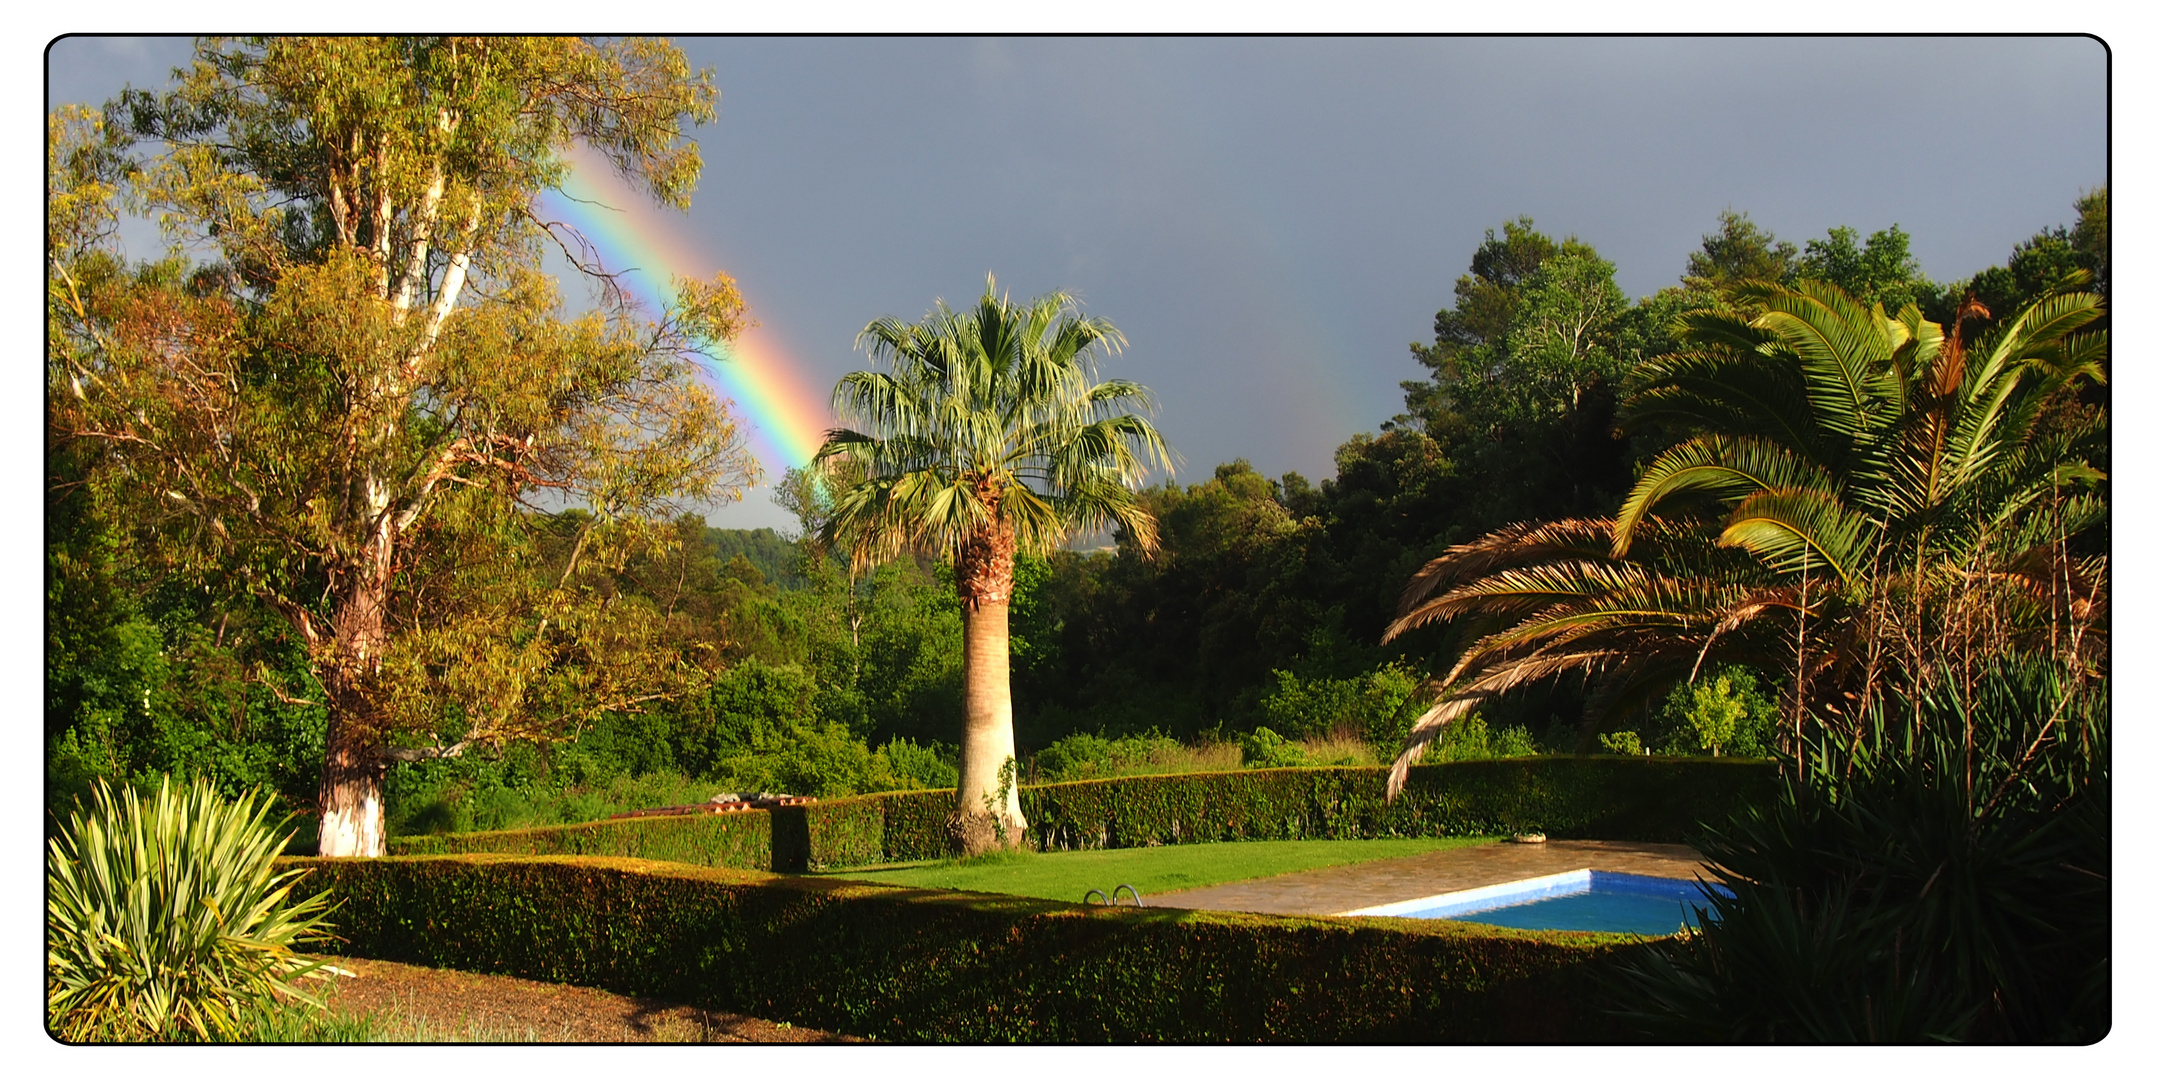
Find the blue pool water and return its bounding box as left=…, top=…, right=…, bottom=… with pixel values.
left=1344, top=870, right=1731, bottom=936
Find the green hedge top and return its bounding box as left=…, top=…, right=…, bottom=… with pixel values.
left=293, top=853, right=1651, bottom=1042
left=388, top=756, right=1774, bottom=873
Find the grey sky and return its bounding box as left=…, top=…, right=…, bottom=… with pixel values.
left=47, top=35, right=2108, bottom=532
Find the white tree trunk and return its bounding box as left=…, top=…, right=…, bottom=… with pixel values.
left=955, top=597, right=1026, bottom=854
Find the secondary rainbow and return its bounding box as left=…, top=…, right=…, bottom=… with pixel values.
left=538, top=150, right=830, bottom=472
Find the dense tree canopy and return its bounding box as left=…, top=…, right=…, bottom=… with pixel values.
left=48, top=37, right=753, bottom=855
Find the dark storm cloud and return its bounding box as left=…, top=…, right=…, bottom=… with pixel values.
left=48, top=35, right=2106, bottom=529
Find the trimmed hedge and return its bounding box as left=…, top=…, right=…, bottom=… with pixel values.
left=1019, top=757, right=1772, bottom=851
left=388, top=757, right=1774, bottom=872
left=294, top=854, right=1650, bottom=1043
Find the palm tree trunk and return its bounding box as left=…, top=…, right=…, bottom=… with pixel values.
left=952, top=516, right=1025, bottom=855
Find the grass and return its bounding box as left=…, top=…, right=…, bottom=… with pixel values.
left=221, top=996, right=563, bottom=1043
left=1027, top=736, right=1245, bottom=782
left=1293, top=733, right=1388, bottom=766
left=825, top=835, right=1501, bottom=904
left=388, top=769, right=733, bottom=839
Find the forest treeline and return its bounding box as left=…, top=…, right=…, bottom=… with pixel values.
left=48, top=195, right=2106, bottom=836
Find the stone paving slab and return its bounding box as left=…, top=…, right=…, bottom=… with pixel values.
left=1144, top=839, right=1712, bottom=917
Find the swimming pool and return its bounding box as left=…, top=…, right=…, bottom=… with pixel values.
left=1337, top=869, right=1732, bottom=935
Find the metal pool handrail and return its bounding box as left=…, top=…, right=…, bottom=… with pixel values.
left=1083, top=884, right=1145, bottom=907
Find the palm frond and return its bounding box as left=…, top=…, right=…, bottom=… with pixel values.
left=816, top=275, right=1171, bottom=573
left=1717, top=487, right=1876, bottom=585
left=1389, top=518, right=1623, bottom=633
left=1615, top=435, right=1838, bottom=556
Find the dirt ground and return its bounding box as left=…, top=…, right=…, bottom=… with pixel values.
left=316, top=956, right=862, bottom=1043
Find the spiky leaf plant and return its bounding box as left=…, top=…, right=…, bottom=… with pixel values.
left=1380, top=278, right=2107, bottom=796
left=47, top=776, right=336, bottom=1042
left=1606, top=657, right=2108, bottom=1042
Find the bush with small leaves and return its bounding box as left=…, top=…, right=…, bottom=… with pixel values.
left=1653, top=666, right=1776, bottom=757
left=1238, top=726, right=1311, bottom=769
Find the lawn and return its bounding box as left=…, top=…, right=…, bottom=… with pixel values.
left=823, top=835, right=1500, bottom=904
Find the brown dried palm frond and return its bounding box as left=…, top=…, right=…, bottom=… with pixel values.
left=1390, top=517, right=1624, bottom=623
left=1382, top=534, right=1809, bottom=797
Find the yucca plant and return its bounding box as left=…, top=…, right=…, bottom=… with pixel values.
left=1605, top=657, right=2108, bottom=1042
left=47, top=776, right=337, bottom=1042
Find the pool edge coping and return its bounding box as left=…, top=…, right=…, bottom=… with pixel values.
left=1334, top=868, right=1594, bottom=918
left=1335, top=868, right=1732, bottom=919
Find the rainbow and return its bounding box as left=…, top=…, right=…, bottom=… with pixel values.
left=536, top=147, right=830, bottom=473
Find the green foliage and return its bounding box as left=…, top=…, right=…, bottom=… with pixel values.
left=382, top=702, right=959, bottom=839
left=677, top=658, right=866, bottom=794
left=1609, top=659, right=2107, bottom=1042
left=385, top=752, right=724, bottom=837
left=223, top=1002, right=379, bottom=1042
left=47, top=777, right=336, bottom=1042
left=55, top=184, right=2108, bottom=890
left=1964, top=188, right=2109, bottom=347
left=53, top=38, right=754, bottom=855
left=1033, top=730, right=1195, bottom=782
left=391, top=758, right=1773, bottom=872
left=881, top=737, right=960, bottom=790
left=1400, top=218, right=1639, bottom=536
left=1017, top=758, right=1763, bottom=851
left=1684, top=211, right=1800, bottom=290
left=1259, top=663, right=1428, bottom=749
left=1792, top=224, right=1945, bottom=318
left=1418, top=713, right=1540, bottom=763
left=1386, top=271, right=2107, bottom=787
left=1237, top=726, right=1310, bottom=769
left=1597, top=731, right=1646, bottom=755
left=703, top=525, right=807, bottom=589
left=45, top=466, right=329, bottom=824
left=818, top=273, right=1173, bottom=567
left=394, top=802, right=776, bottom=869
left=1016, top=461, right=1327, bottom=741
left=295, top=854, right=1645, bottom=1042
left=1651, top=666, right=1776, bottom=757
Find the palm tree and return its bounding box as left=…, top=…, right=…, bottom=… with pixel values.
left=815, top=276, right=1173, bottom=852
left=1380, top=278, right=2106, bottom=795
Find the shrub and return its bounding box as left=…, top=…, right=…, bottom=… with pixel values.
left=1034, top=731, right=1117, bottom=780
left=1035, top=730, right=1207, bottom=781
left=1422, top=713, right=1539, bottom=762
left=1258, top=663, right=1427, bottom=749
left=1650, top=665, right=1776, bottom=757
left=1608, top=660, right=2108, bottom=1042
left=1238, top=726, right=1310, bottom=768
left=881, top=736, right=959, bottom=789
left=294, top=854, right=1649, bottom=1042
left=1597, top=731, right=1647, bottom=755
left=675, top=658, right=883, bottom=793
left=47, top=776, right=336, bottom=1042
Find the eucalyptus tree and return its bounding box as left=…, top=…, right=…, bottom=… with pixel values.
left=48, top=37, right=757, bottom=855
left=1380, top=278, right=2107, bottom=794
left=815, top=277, right=1171, bottom=853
